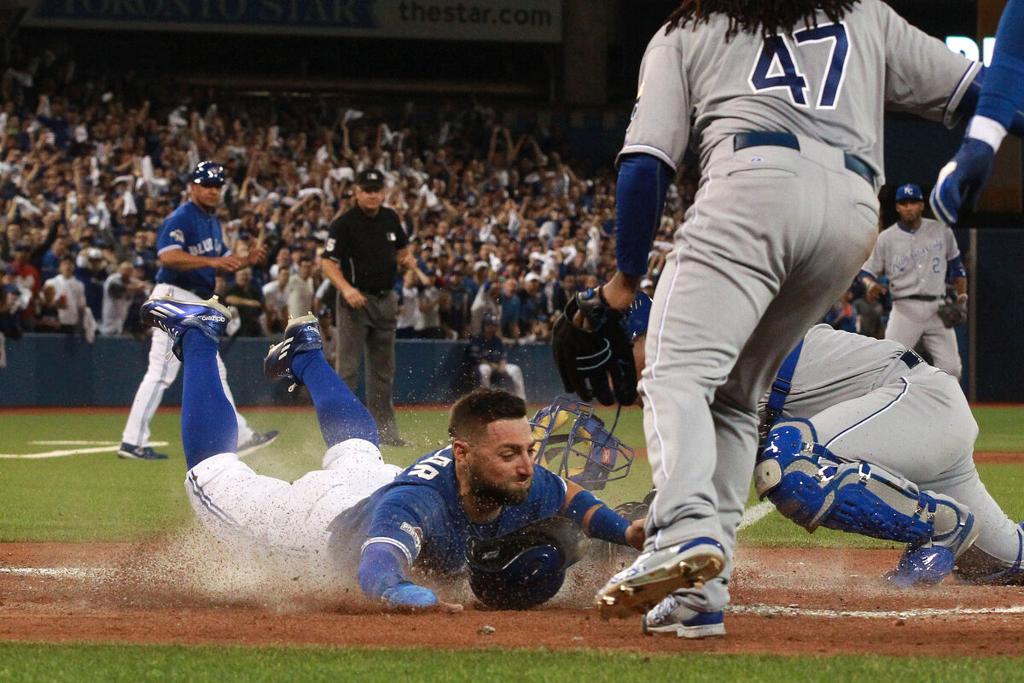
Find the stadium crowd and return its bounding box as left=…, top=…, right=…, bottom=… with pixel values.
left=0, top=44, right=886, bottom=357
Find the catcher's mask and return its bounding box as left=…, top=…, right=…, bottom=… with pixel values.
left=466, top=517, right=586, bottom=610
left=529, top=397, right=634, bottom=491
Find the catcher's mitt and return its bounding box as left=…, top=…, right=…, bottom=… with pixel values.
left=938, top=296, right=967, bottom=328
left=551, top=289, right=638, bottom=406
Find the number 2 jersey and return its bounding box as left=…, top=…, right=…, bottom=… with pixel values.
left=326, top=447, right=568, bottom=578
left=622, top=0, right=979, bottom=186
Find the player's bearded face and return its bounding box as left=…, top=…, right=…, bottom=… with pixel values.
left=467, top=419, right=536, bottom=506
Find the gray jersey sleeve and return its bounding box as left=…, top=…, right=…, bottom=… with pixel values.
left=862, top=233, right=887, bottom=278
left=618, top=31, right=691, bottom=170
left=945, top=226, right=961, bottom=261
left=880, top=2, right=980, bottom=126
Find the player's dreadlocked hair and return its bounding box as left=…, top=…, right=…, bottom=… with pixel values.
left=665, top=0, right=860, bottom=38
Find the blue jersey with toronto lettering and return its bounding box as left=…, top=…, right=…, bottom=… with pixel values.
left=155, top=201, right=228, bottom=298
left=328, top=446, right=568, bottom=577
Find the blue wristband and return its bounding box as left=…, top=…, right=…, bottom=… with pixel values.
left=563, top=489, right=629, bottom=545
left=586, top=504, right=630, bottom=546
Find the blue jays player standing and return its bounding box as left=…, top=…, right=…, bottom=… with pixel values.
left=592, top=0, right=991, bottom=619
left=932, top=0, right=1024, bottom=225
left=137, top=295, right=643, bottom=608
left=860, top=183, right=967, bottom=377
left=118, top=161, right=277, bottom=460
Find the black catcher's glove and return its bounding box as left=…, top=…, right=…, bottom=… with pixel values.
left=551, top=288, right=638, bottom=406
left=938, top=296, right=967, bottom=328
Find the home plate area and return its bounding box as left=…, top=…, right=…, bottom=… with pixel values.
left=1, top=542, right=1022, bottom=656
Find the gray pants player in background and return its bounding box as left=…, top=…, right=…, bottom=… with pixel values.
left=571, top=0, right=1004, bottom=622
left=861, top=184, right=967, bottom=378
left=641, top=324, right=1023, bottom=638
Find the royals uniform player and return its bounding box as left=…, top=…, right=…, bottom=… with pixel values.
left=595, top=0, right=990, bottom=619
left=140, top=298, right=641, bottom=608
left=861, top=183, right=967, bottom=377
left=642, top=324, right=1022, bottom=637
left=119, top=161, right=275, bottom=460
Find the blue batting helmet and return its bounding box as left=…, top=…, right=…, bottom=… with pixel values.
left=191, top=161, right=226, bottom=187
left=530, top=396, right=634, bottom=491
left=466, top=517, right=585, bottom=610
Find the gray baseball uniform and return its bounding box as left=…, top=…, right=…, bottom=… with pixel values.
left=862, top=218, right=963, bottom=377
left=625, top=1, right=978, bottom=613
left=769, top=325, right=1019, bottom=568
left=666, top=325, right=1021, bottom=612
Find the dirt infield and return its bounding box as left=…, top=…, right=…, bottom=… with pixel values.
left=2, top=541, right=1023, bottom=656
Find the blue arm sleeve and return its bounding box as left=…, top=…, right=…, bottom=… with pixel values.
left=947, top=255, right=968, bottom=281
left=857, top=269, right=877, bottom=282
left=615, top=153, right=674, bottom=277
left=978, top=0, right=1024, bottom=129
left=358, top=542, right=409, bottom=599
left=560, top=489, right=629, bottom=545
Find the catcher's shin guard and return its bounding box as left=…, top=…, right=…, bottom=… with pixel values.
left=754, top=422, right=975, bottom=548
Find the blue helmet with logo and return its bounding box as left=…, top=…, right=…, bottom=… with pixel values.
left=191, top=161, right=226, bottom=187
left=466, top=517, right=585, bottom=610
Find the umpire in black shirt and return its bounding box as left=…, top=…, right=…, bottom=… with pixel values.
left=322, top=169, right=411, bottom=445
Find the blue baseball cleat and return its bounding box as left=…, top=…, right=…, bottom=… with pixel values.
left=140, top=295, right=230, bottom=360
left=264, top=313, right=323, bottom=391
left=643, top=595, right=725, bottom=639
left=886, top=510, right=978, bottom=588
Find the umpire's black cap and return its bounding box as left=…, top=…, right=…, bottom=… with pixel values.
left=356, top=169, right=385, bottom=191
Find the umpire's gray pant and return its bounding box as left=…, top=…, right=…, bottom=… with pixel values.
left=335, top=291, right=400, bottom=440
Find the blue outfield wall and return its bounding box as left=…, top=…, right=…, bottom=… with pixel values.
left=0, top=335, right=567, bottom=407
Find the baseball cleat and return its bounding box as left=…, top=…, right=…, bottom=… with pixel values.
left=117, top=442, right=169, bottom=461
left=264, top=313, right=323, bottom=390
left=140, top=295, right=231, bottom=359
left=237, top=430, right=280, bottom=458
left=886, top=511, right=978, bottom=587
left=643, top=596, right=725, bottom=639
left=595, top=536, right=725, bottom=619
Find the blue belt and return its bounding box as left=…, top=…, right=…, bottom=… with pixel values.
left=900, top=349, right=923, bottom=369
left=733, top=132, right=876, bottom=187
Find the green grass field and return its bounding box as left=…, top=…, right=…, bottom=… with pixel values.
left=1, top=643, right=1022, bottom=683
left=1, top=405, right=1022, bottom=543
left=1, top=405, right=1022, bottom=679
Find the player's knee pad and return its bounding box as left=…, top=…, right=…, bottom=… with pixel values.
left=754, top=421, right=970, bottom=545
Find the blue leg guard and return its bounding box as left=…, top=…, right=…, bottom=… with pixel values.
left=754, top=422, right=975, bottom=551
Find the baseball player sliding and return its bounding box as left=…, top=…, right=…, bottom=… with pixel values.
left=550, top=0, right=1024, bottom=624
left=138, top=294, right=642, bottom=610
left=860, top=184, right=967, bottom=378
left=119, top=161, right=277, bottom=460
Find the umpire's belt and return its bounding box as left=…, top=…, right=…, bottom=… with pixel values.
left=360, top=289, right=392, bottom=297
left=894, top=294, right=941, bottom=301
left=733, top=132, right=875, bottom=187
left=899, top=349, right=924, bottom=369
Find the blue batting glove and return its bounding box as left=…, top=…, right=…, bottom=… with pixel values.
left=930, top=138, right=996, bottom=226
left=381, top=581, right=438, bottom=609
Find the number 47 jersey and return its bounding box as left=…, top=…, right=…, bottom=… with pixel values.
left=327, top=446, right=568, bottom=578
left=623, top=0, right=979, bottom=187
